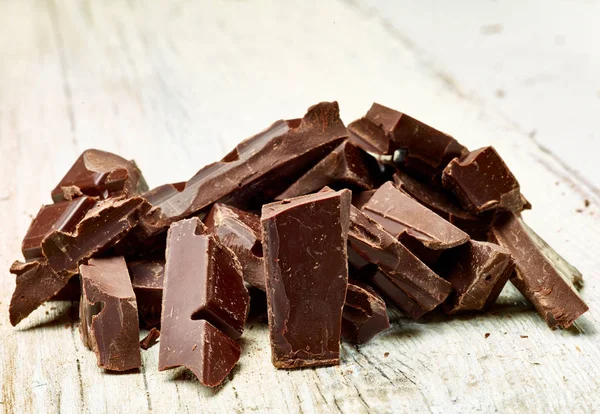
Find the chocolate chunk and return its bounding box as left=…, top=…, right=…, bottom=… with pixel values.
left=348, top=103, right=468, bottom=179
left=21, top=197, right=96, bottom=261
left=443, top=241, right=514, bottom=314
left=362, top=182, right=470, bottom=250
left=9, top=197, right=150, bottom=326
left=342, top=281, right=390, bottom=344
left=140, top=102, right=348, bottom=237
left=204, top=203, right=265, bottom=290
left=261, top=190, right=351, bottom=368
left=276, top=141, right=380, bottom=199
left=346, top=203, right=452, bottom=319
left=79, top=257, right=141, bottom=371
left=442, top=146, right=528, bottom=213
left=490, top=213, right=588, bottom=329
left=140, top=328, right=160, bottom=350
left=128, top=259, right=165, bottom=329
left=393, top=171, right=492, bottom=240
left=51, top=149, right=148, bottom=203
left=159, top=218, right=245, bottom=386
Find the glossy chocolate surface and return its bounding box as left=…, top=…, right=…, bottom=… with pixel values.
left=261, top=190, right=351, bottom=368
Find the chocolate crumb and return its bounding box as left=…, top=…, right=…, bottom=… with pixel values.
left=485, top=333, right=490, bottom=339
left=575, top=209, right=584, bottom=213
left=140, top=328, right=160, bottom=350
left=520, top=335, right=528, bottom=338
left=384, top=352, right=389, bottom=358
left=584, top=199, right=590, bottom=208
left=576, top=346, right=581, bottom=352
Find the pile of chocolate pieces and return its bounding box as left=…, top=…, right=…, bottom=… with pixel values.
left=9, top=102, right=588, bottom=387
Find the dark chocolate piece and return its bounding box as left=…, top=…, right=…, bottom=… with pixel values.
left=140, top=102, right=348, bottom=237
left=362, top=182, right=469, bottom=250
left=342, top=281, right=390, bottom=344
left=128, top=259, right=165, bottom=329
left=346, top=203, right=452, bottom=319
left=9, top=197, right=150, bottom=326
left=79, top=257, right=141, bottom=371
left=351, top=189, right=377, bottom=210
left=159, top=218, right=244, bottom=386
left=276, top=141, right=380, bottom=199
left=490, top=213, right=588, bottom=329
left=393, top=171, right=492, bottom=240
left=398, top=233, right=443, bottom=268
left=348, top=103, right=468, bottom=179
left=261, top=190, right=351, bottom=368
left=51, top=149, right=148, bottom=203
left=204, top=203, right=265, bottom=291
left=21, top=197, right=96, bottom=261
left=140, top=328, right=160, bottom=350
left=443, top=241, right=514, bottom=314
left=442, top=146, right=527, bottom=213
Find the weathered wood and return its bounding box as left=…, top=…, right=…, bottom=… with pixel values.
left=1, top=1, right=599, bottom=413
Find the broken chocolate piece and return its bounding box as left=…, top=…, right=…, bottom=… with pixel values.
left=79, top=257, right=141, bottom=371
left=21, top=197, right=96, bottom=261
left=342, top=281, right=390, bottom=344
left=362, top=182, right=469, bottom=250
left=159, top=218, right=244, bottom=386
left=51, top=149, right=148, bottom=203
left=139, top=102, right=348, bottom=237
left=9, top=197, right=150, bottom=326
left=276, top=141, right=380, bottom=199
left=442, top=146, right=527, bottom=213
left=204, top=203, right=265, bottom=291
left=490, top=213, right=588, bottom=329
left=140, top=328, right=160, bottom=350
left=128, top=259, right=165, bottom=329
left=348, top=103, right=468, bottom=179
left=261, top=190, right=351, bottom=368
left=393, top=171, right=492, bottom=240
left=347, top=203, right=452, bottom=319
left=443, top=241, right=514, bottom=314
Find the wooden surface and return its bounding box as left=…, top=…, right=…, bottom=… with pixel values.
left=1, top=1, right=599, bottom=413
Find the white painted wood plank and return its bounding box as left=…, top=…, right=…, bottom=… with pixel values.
left=0, top=1, right=599, bottom=413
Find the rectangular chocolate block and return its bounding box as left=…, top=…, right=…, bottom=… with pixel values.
left=347, top=202, right=452, bottom=319
left=261, top=190, right=351, bottom=368
left=442, top=146, right=528, bottom=213
left=159, top=218, right=245, bottom=387
left=21, top=197, right=95, bottom=261
left=443, top=241, right=514, bottom=314
left=348, top=103, right=468, bottom=179
left=342, top=281, right=390, bottom=344
left=204, top=203, right=265, bottom=291
left=362, top=181, right=469, bottom=250
left=276, top=140, right=380, bottom=199
left=79, top=257, right=141, bottom=371
left=128, top=259, right=165, bottom=329
left=51, top=149, right=148, bottom=203
left=9, top=196, right=150, bottom=326
left=139, top=102, right=348, bottom=238
left=490, top=213, right=588, bottom=329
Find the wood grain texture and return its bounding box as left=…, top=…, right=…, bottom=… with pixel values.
left=0, top=1, right=598, bottom=413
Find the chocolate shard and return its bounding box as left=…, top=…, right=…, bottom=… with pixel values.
left=348, top=103, right=468, bottom=179
left=204, top=203, right=265, bottom=291
left=362, top=181, right=470, bottom=250
left=342, top=280, right=390, bottom=344
left=51, top=149, right=148, bottom=203
left=393, top=171, right=492, bottom=240
left=442, top=241, right=514, bottom=314
left=21, top=197, right=96, bottom=261
left=276, top=141, right=380, bottom=200
left=41, top=197, right=151, bottom=275
left=9, top=197, right=150, bottom=326
left=490, top=213, right=588, bottom=329
left=261, top=190, right=351, bottom=369
left=140, top=102, right=348, bottom=237
left=346, top=202, right=452, bottom=319
left=128, top=259, right=165, bottom=329
left=79, top=257, right=141, bottom=371
left=442, top=146, right=528, bottom=213
left=140, top=328, right=160, bottom=350
left=159, top=218, right=244, bottom=387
